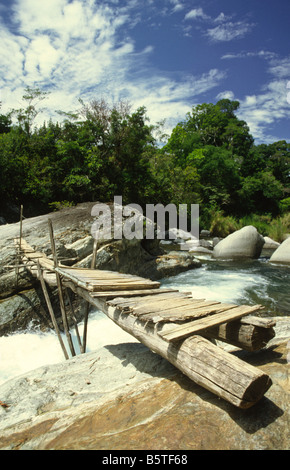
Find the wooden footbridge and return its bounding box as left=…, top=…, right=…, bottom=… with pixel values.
left=14, top=218, right=276, bottom=409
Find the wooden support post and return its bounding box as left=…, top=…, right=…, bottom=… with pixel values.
left=82, top=239, right=98, bottom=353
left=37, top=262, right=69, bottom=360
left=19, top=205, right=23, bottom=252
left=65, top=288, right=84, bottom=354
left=48, top=219, right=76, bottom=357
left=15, top=205, right=23, bottom=288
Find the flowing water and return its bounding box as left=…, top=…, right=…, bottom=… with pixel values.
left=162, top=257, right=290, bottom=317
left=0, top=254, right=289, bottom=386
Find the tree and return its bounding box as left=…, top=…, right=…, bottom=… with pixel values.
left=239, top=171, right=284, bottom=215
left=0, top=103, right=12, bottom=134
left=11, top=87, right=50, bottom=135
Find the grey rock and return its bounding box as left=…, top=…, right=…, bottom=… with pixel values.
left=263, top=236, right=280, bottom=250
left=270, top=237, right=290, bottom=264
left=213, top=226, right=265, bottom=260
left=200, top=229, right=211, bottom=238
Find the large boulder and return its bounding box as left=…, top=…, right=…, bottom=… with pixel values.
left=213, top=226, right=265, bottom=260
left=269, top=237, right=290, bottom=264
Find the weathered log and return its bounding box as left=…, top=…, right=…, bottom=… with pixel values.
left=62, top=281, right=272, bottom=409
left=203, top=319, right=276, bottom=351
left=105, top=303, right=272, bottom=409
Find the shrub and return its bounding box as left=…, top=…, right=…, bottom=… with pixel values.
left=268, top=212, right=290, bottom=242
left=48, top=200, right=75, bottom=212
left=209, top=210, right=238, bottom=237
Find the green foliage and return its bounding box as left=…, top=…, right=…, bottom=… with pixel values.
left=279, top=198, right=290, bottom=213
left=0, top=90, right=289, bottom=227
left=209, top=210, right=239, bottom=237
left=49, top=201, right=75, bottom=212
left=267, top=213, right=290, bottom=242
left=207, top=211, right=290, bottom=242
left=236, top=214, right=272, bottom=236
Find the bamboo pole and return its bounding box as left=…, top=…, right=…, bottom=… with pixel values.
left=48, top=219, right=76, bottom=357
left=82, top=239, right=98, bottom=353
left=15, top=205, right=23, bottom=288
left=37, top=261, right=69, bottom=360
left=65, top=288, right=84, bottom=354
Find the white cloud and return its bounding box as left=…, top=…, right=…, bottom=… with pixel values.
left=244, top=95, right=257, bottom=106
left=0, top=0, right=225, bottom=132
left=268, top=56, right=290, bottom=78
left=237, top=59, right=290, bottom=142
left=214, top=12, right=232, bottom=23
left=169, top=0, right=184, bottom=12
left=169, top=0, right=185, bottom=14
left=206, top=21, right=254, bottom=42
left=184, top=8, right=208, bottom=21
left=216, top=90, right=235, bottom=101
left=24, top=36, right=62, bottom=79
left=221, top=50, right=277, bottom=60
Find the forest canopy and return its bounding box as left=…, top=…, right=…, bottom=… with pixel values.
left=0, top=88, right=289, bottom=233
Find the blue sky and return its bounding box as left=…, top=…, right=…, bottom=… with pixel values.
left=1, top=0, right=290, bottom=144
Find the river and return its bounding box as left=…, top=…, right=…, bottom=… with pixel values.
left=0, top=254, right=289, bottom=386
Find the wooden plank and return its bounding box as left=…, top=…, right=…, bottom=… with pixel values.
left=89, top=282, right=160, bottom=292
left=139, top=303, right=238, bottom=323
left=106, top=292, right=194, bottom=313
left=91, top=288, right=180, bottom=299
left=159, top=305, right=264, bottom=342
left=58, top=267, right=154, bottom=281
left=55, top=267, right=96, bottom=290
left=56, top=267, right=160, bottom=292
left=87, top=279, right=160, bottom=287
left=107, top=291, right=193, bottom=307
left=131, top=300, right=222, bottom=317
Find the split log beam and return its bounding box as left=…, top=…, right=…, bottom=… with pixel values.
left=203, top=320, right=276, bottom=351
